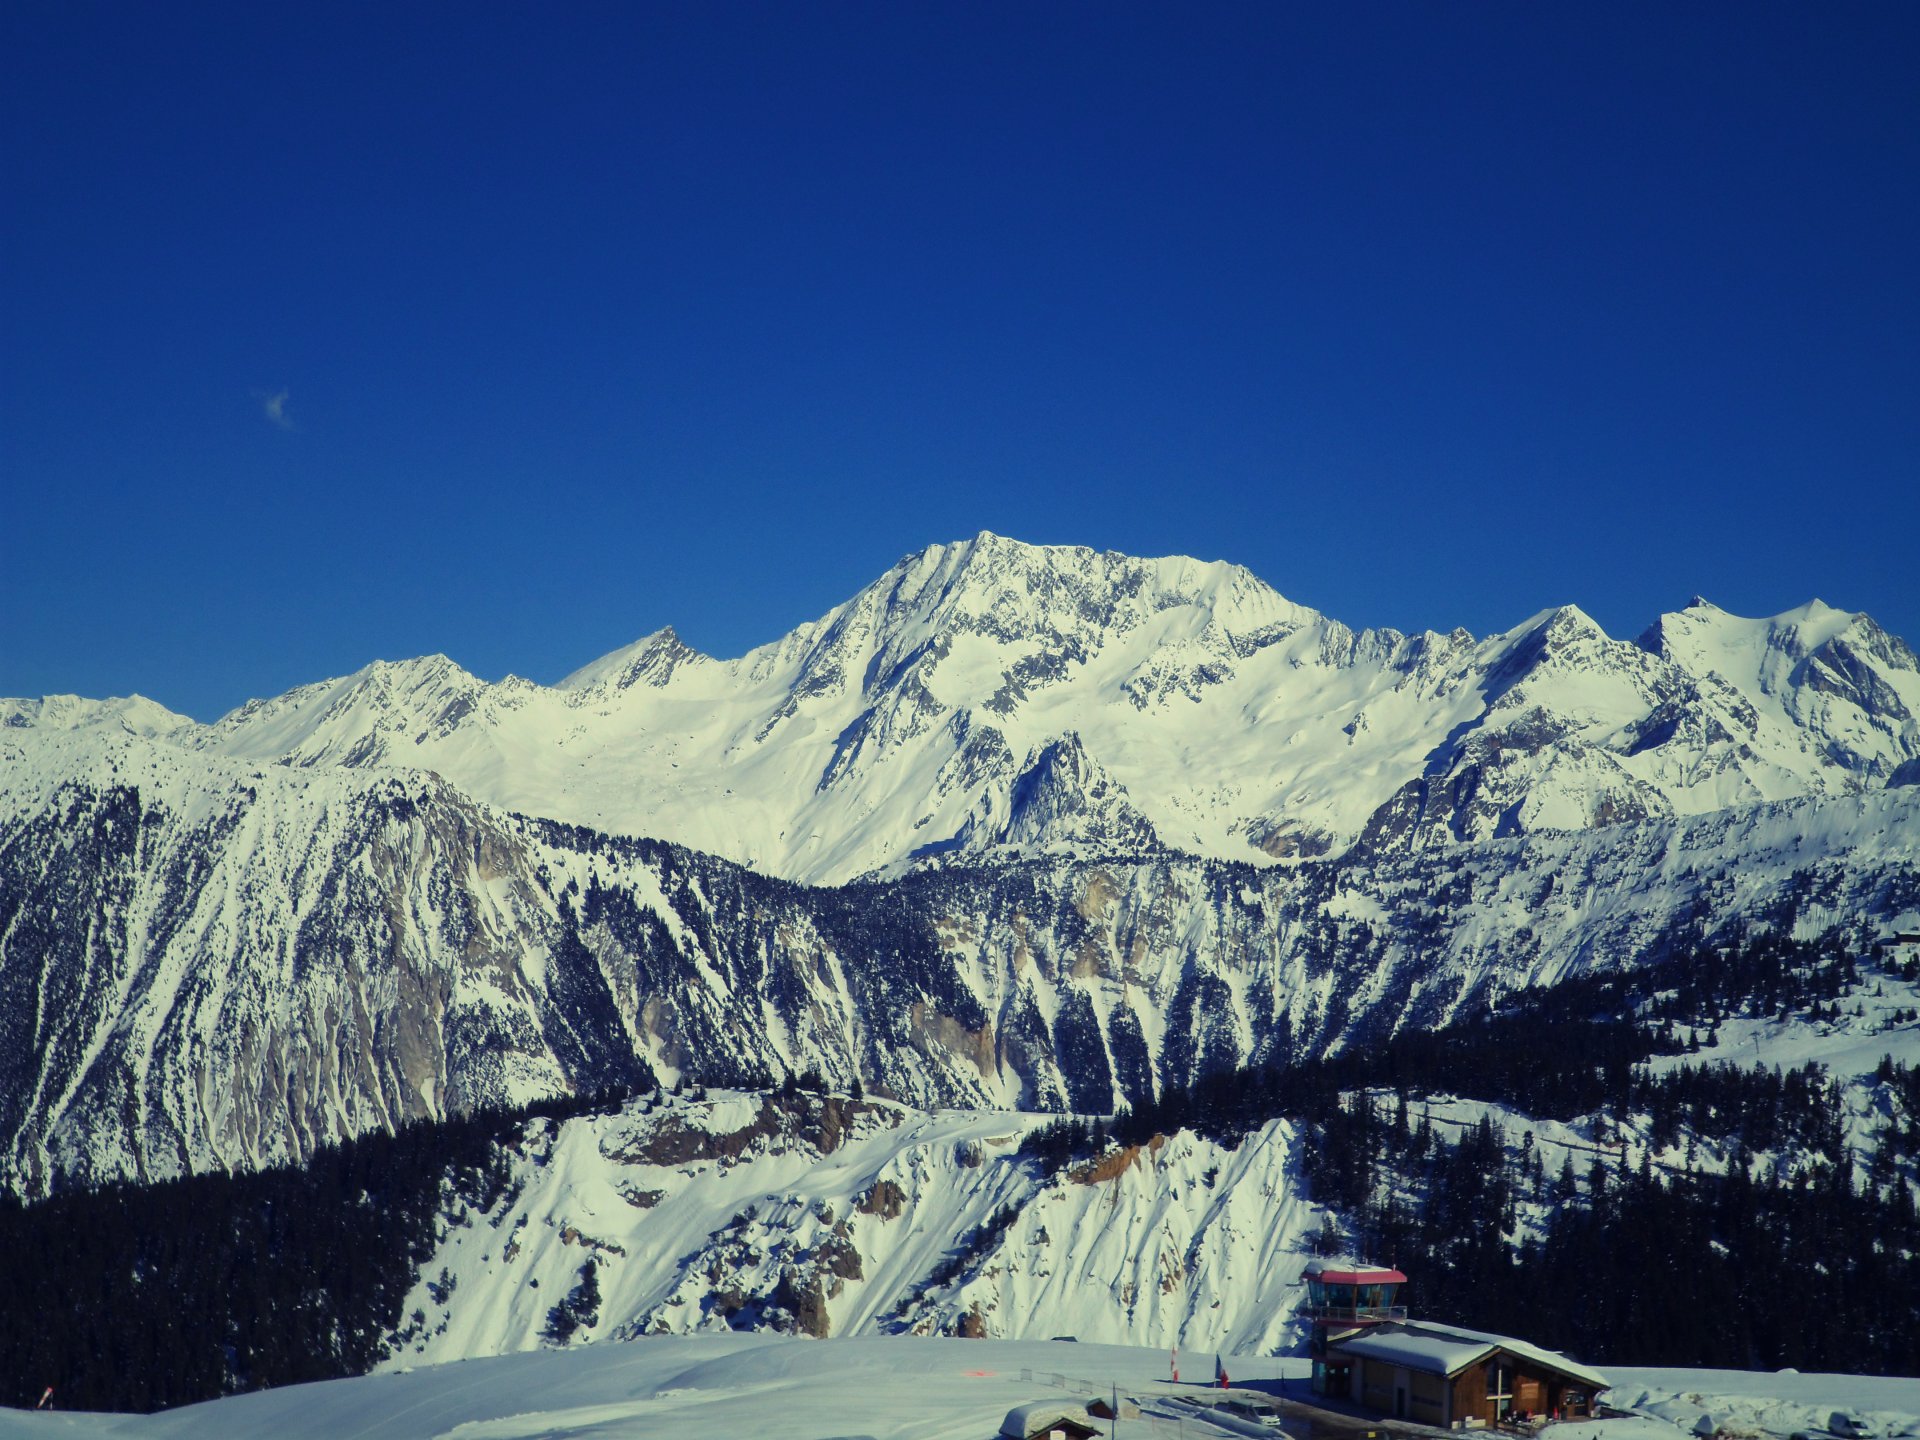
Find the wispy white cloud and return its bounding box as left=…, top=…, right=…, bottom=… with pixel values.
left=258, top=389, right=294, bottom=430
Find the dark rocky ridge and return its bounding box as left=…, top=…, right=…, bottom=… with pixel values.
left=4, top=760, right=1915, bottom=1199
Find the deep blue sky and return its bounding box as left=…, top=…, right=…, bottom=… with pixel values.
left=5, top=4, right=1916, bottom=720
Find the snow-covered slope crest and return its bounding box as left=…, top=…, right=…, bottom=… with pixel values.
left=1, top=692, right=195, bottom=739
left=12, top=532, right=1913, bottom=883
left=387, top=1087, right=1327, bottom=1362
left=4, top=1342, right=1917, bottom=1440
left=5, top=710, right=1919, bottom=1198
left=4, top=1338, right=1915, bottom=1440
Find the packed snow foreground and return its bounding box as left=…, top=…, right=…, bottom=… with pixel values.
left=3, top=1338, right=1917, bottom=1440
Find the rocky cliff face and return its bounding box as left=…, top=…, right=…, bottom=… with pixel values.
left=5, top=713, right=1916, bottom=1198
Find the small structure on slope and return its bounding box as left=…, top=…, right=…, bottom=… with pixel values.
left=1000, top=1400, right=1104, bottom=1439
left=1304, top=1259, right=1607, bottom=1426
left=1329, top=1320, right=1607, bottom=1427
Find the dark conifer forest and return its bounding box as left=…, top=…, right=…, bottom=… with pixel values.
left=0, top=1087, right=643, bottom=1413
left=1030, top=932, right=1920, bottom=1375
left=5, top=930, right=1917, bottom=1413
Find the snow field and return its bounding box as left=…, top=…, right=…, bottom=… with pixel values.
left=4, top=1340, right=1917, bottom=1440
left=387, top=1092, right=1335, bottom=1365
left=1612, top=1368, right=1920, bottom=1440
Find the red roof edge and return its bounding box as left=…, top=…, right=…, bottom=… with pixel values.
left=1305, top=1266, right=1407, bottom=1285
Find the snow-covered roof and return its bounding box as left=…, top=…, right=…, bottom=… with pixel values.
left=1304, top=1257, right=1407, bottom=1284
left=1335, top=1325, right=1495, bottom=1376
left=1000, top=1401, right=1101, bottom=1438
left=1427, top=1322, right=1610, bottom=1390
left=1332, top=1322, right=1608, bottom=1391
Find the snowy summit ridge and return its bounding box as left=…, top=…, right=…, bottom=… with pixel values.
left=3, top=532, right=1919, bottom=1200
left=38, top=530, right=1906, bottom=884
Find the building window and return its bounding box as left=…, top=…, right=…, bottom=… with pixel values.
left=1486, top=1362, right=1513, bottom=1417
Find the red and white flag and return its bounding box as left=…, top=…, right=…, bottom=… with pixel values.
left=35, top=1387, right=53, bottom=1410
left=1170, top=1345, right=1179, bottom=1383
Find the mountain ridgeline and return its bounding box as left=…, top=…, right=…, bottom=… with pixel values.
left=14, top=532, right=1918, bottom=885
left=2, top=534, right=1919, bottom=1200
left=4, top=753, right=1917, bottom=1198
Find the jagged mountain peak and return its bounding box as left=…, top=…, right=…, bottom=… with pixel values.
left=1475, top=604, right=1629, bottom=701
left=1509, top=602, right=1609, bottom=644
left=12, top=536, right=1918, bottom=883
left=905, top=729, right=1164, bottom=871
left=1636, top=596, right=1914, bottom=704
left=542, top=533, right=1305, bottom=705
left=196, top=649, right=510, bottom=770
left=710, top=532, right=1327, bottom=751
left=558, top=626, right=710, bottom=693
left=868, top=532, right=1313, bottom=638
left=351, top=651, right=489, bottom=696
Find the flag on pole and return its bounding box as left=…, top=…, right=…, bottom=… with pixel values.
left=1216, top=1353, right=1230, bottom=1388
left=1170, top=1344, right=1179, bottom=1383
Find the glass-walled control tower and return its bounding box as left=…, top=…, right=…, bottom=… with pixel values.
left=1303, top=1259, right=1408, bottom=1399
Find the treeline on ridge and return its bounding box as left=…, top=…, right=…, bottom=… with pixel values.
left=5, top=925, right=1916, bottom=1411
left=0, top=1083, right=651, bottom=1414
left=1022, top=929, right=1920, bottom=1373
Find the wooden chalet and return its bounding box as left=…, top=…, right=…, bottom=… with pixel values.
left=1328, top=1321, right=1607, bottom=1427
left=1302, top=1259, right=1607, bottom=1427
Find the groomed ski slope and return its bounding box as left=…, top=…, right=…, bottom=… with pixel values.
left=3, top=1338, right=1917, bottom=1440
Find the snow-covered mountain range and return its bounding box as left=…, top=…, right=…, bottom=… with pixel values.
left=3, top=535, right=1918, bottom=1198
left=24, top=532, right=1909, bottom=884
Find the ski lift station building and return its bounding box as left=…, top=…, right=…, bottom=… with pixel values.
left=1304, top=1259, right=1608, bottom=1427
